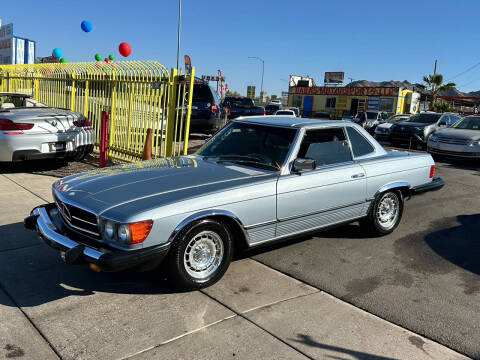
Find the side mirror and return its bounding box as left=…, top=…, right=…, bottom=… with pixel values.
left=438, top=121, right=447, bottom=127
left=293, top=158, right=316, bottom=172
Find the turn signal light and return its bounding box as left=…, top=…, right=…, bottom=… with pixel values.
left=429, top=165, right=435, bottom=178
left=211, top=104, right=217, bottom=115
left=128, top=220, right=153, bottom=244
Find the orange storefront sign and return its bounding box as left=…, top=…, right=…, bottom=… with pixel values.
left=294, top=86, right=397, bottom=97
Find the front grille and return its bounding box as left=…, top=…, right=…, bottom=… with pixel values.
left=429, top=148, right=478, bottom=157
left=437, top=136, right=470, bottom=145
left=54, top=193, right=100, bottom=238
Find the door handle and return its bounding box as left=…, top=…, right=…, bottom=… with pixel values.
left=351, top=173, right=365, bottom=179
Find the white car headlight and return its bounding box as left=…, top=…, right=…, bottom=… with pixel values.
left=469, top=140, right=480, bottom=147
left=117, top=224, right=131, bottom=243
left=104, top=221, right=114, bottom=238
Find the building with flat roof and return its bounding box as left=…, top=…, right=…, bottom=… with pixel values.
left=0, top=19, right=36, bottom=65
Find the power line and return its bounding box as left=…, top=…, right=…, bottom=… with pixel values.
left=445, top=60, right=480, bottom=82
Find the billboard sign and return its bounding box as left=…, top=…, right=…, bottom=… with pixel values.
left=201, top=75, right=225, bottom=82
left=0, top=23, right=13, bottom=64
left=247, top=85, right=255, bottom=99
left=324, top=72, right=345, bottom=84
left=289, top=75, right=314, bottom=88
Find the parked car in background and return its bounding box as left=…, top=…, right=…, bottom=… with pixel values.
left=0, top=92, right=94, bottom=162
left=374, top=114, right=411, bottom=142
left=312, top=112, right=331, bottom=120
left=221, top=96, right=265, bottom=119
left=352, top=111, right=389, bottom=134
left=189, top=82, right=226, bottom=134
left=265, top=103, right=283, bottom=115
left=274, top=109, right=296, bottom=117
left=389, top=112, right=459, bottom=148
left=427, top=115, right=480, bottom=160
left=286, top=107, right=300, bottom=117
left=25, top=116, right=443, bottom=290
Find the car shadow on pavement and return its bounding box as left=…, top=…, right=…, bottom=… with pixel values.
left=290, top=333, right=397, bottom=360
left=0, top=155, right=100, bottom=178
left=0, top=222, right=178, bottom=308
left=425, top=214, right=480, bottom=277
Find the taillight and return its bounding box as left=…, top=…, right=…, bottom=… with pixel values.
left=0, top=118, right=33, bottom=133
left=429, top=165, right=435, bottom=178
left=263, top=109, right=266, bottom=115
left=211, top=104, right=217, bottom=115
left=73, top=118, right=91, bottom=127
left=226, top=108, right=231, bottom=116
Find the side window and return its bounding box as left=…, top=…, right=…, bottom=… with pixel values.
left=346, top=127, right=375, bottom=157
left=297, top=128, right=352, bottom=167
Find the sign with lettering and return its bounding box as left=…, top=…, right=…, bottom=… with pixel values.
left=0, top=23, right=13, bottom=64
left=294, top=86, right=397, bottom=97
left=324, top=72, right=344, bottom=84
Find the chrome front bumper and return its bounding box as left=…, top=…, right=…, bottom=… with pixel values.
left=25, top=204, right=170, bottom=272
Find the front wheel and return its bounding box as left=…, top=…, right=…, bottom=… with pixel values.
left=167, top=219, right=233, bottom=290
left=360, top=190, right=404, bottom=236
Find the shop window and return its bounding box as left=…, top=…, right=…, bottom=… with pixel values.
left=325, top=97, right=336, bottom=109
left=292, top=95, right=303, bottom=108
left=379, top=98, right=393, bottom=112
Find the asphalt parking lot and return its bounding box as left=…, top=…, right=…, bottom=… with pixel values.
left=0, top=150, right=478, bottom=359
left=253, top=157, right=480, bottom=358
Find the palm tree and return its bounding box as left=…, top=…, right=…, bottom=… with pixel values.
left=415, top=74, right=455, bottom=110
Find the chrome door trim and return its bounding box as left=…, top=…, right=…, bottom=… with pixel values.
left=277, top=200, right=368, bottom=222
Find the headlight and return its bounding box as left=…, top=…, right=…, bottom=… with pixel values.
left=117, top=224, right=130, bottom=243
left=469, top=140, right=480, bottom=147
left=104, top=221, right=114, bottom=238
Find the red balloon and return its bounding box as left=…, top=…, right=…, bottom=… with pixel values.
left=118, top=42, right=131, bottom=57
left=104, top=58, right=110, bottom=63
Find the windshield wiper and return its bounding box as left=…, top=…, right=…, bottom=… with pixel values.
left=217, top=159, right=279, bottom=171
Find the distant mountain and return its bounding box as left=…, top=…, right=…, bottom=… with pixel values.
left=346, top=80, right=415, bottom=89
left=467, top=90, right=480, bottom=97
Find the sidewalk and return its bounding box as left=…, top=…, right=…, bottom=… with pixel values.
left=0, top=171, right=470, bottom=360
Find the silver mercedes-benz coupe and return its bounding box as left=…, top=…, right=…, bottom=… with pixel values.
left=25, top=116, right=444, bottom=289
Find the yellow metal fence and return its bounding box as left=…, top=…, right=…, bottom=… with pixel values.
left=0, top=61, right=195, bottom=161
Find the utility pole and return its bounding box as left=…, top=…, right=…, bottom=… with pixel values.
left=176, top=0, right=181, bottom=71
left=348, top=77, right=355, bottom=84
left=248, top=56, right=264, bottom=102
left=431, top=59, right=438, bottom=110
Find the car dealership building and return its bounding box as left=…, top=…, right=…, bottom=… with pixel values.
left=288, top=85, right=420, bottom=118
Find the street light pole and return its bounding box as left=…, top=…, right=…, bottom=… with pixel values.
left=248, top=56, right=264, bottom=101
left=176, top=0, right=181, bottom=71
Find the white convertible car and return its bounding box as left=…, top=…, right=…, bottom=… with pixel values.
left=0, top=92, right=94, bottom=162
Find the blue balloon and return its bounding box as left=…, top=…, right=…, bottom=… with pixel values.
left=52, top=48, right=62, bottom=59
left=81, top=20, right=92, bottom=32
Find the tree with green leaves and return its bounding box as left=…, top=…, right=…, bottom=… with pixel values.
left=415, top=74, right=455, bottom=110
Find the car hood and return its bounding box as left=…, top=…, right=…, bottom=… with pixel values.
left=1, top=107, right=82, bottom=121
left=393, top=121, right=429, bottom=128
left=377, top=122, right=393, bottom=129
left=55, top=156, right=273, bottom=215
left=434, top=128, right=480, bottom=140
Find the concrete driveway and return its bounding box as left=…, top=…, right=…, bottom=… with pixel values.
left=0, top=160, right=474, bottom=360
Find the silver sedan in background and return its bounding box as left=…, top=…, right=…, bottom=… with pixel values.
left=0, top=93, right=94, bottom=162
left=427, top=115, right=480, bottom=160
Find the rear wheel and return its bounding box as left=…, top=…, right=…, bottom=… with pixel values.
left=167, top=219, right=233, bottom=290
left=360, top=190, right=403, bottom=236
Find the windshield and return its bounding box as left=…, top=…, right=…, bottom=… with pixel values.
left=265, top=105, right=280, bottom=111
left=451, top=116, right=480, bottom=130
left=276, top=111, right=294, bottom=115
left=224, top=97, right=253, bottom=107
left=197, top=122, right=297, bottom=170
left=192, top=84, right=214, bottom=103
left=0, top=95, right=26, bottom=107
left=406, top=113, right=441, bottom=124
left=366, top=112, right=378, bottom=120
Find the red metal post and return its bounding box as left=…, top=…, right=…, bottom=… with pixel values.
left=99, top=111, right=109, bottom=168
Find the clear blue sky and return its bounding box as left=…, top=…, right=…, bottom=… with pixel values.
left=3, top=0, right=480, bottom=96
